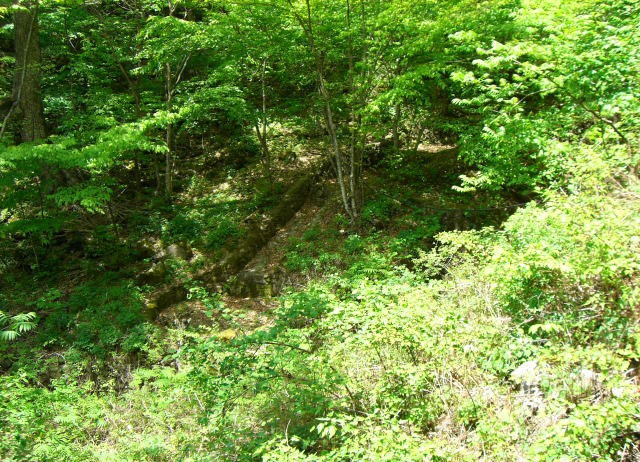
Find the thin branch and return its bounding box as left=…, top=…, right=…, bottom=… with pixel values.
left=173, top=54, right=191, bottom=91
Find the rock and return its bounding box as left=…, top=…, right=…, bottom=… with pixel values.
left=511, top=360, right=539, bottom=386
left=165, top=243, right=193, bottom=261
left=137, top=262, right=167, bottom=285
left=572, top=369, right=603, bottom=400
left=143, top=285, right=188, bottom=320
left=511, top=360, right=544, bottom=414
left=156, top=301, right=215, bottom=329
left=131, top=242, right=155, bottom=260
left=578, top=369, right=600, bottom=390
left=227, top=270, right=273, bottom=298
left=145, top=158, right=330, bottom=314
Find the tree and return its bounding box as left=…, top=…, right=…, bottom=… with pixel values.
left=1, top=0, right=45, bottom=142
left=137, top=4, right=214, bottom=196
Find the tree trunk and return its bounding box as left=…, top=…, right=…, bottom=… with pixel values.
left=392, top=103, right=401, bottom=153
left=256, top=58, right=273, bottom=186
left=2, top=1, right=46, bottom=143
left=293, top=0, right=358, bottom=223
left=165, top=122, right=174, bottom=196
left=346, top=0, right=359, bottom=223
left=165, top=63, right=174, bottom=197
left=162, top=56, right=189, bottom=197
left=117, top=61, right=143, bottom=118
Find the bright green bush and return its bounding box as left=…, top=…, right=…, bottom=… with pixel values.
left=490, top=184, right=640, bottom=343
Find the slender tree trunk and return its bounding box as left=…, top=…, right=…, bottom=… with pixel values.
left=412, top=125, right=427, bottom=154
left=255, top=58, right=273, bottom=187
left=117, top=61, right=143, bottom=118
left=320, top=79, right=353, bottom=222
left=162, top=55, right=189, bottom=197
left=165, top=123, right=174, bottom=196
left=346, top=0, right=360, bottom=223
left=1, top=1, right=46, bottom=143
left=392, top=103, right=401, bottom=153
left=292, top=0, right=357, bottom=222
left=165, top=63, right=174, bottom=197
left=155, top=160, right=161, bottom=193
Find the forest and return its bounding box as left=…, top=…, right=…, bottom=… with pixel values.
left=0, top=0, right=638, bottom=460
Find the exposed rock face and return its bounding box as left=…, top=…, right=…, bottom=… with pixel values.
left=143, top=285, right=188, bottom=320
left=135, top=243, right=192, bottom=288
left=156, top=301, right=215, bottom=329
left=573, top=369, right=604, bottom=401
left=152, top=243, right=193, bottom=261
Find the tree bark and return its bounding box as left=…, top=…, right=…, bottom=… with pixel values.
left=11, top=0, right=46, bottom=142
left=117, top=61, right=143, bottom=118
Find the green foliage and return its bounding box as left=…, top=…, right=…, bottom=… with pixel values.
left=0, top=122, right=164, bottom=249
left=26, top=278, right=147, bottom=363
left=489, top=184, right=640, bottom=343
left=0, top=310, right=36, bottom=342
left=161, top=191, right=250, bottom=250
left=450, top=0, right=639, bottom=191
left=284, top=227, right=343, bottom=274
left=0, top=365, right=205, bottom=461
left=0, top=0, right=638, bottom=460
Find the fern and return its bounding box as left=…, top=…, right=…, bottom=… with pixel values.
left=0, top=310, right=37, bottom=342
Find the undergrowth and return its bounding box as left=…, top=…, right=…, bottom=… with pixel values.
left=2, top=167, right=639, bottom=461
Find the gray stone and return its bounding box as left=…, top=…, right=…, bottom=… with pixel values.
left=165, top=243, right=193, bottom=261
left=511, top=360, right=544, bottom=414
